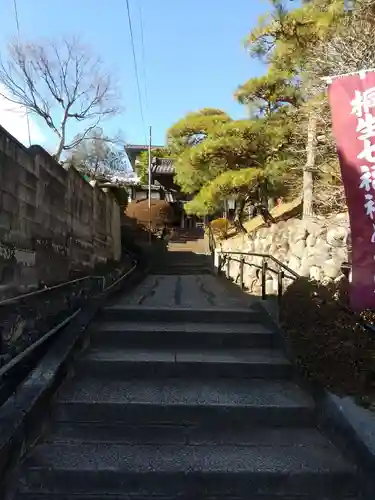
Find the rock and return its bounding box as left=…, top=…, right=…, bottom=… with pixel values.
left=288, top=255, right=301, bottom=273
left=290, top=227, right=308, bottom=244
left=291, top=240, right=306, bottom=259
left=299, top=257, right=314, bottom=278
left=220, top=213, right=351, bottom=294
left=257, top=228, right=267, bottom=239
left=305, top=220, right=325, bottom=237
left=246, top=240, right=255, bottom=252
left=262, top=240, right=271, bottom=253
left=323, top=258, right=342, bottom=279
left=305, top=233, right=317, bottom=247
left=265, top=278, right=275, bottom=295
left=269, top=243, right=278, bottom=256
left=310, top=266, right=322, bottom=281
left=276, top=221, right=286, bottom=231
left=331, top=247, right=348, bottom=263
left=326, top=226, right=349, bottom=247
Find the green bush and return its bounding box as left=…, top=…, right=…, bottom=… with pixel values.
left=280, top=277, right=375, bottom=408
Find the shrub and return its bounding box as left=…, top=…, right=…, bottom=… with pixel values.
left=280, top=277, right=375, bottom=408
left=126, top=200, right=175, bottom=230
left=210, top=218, right=231, bottom=240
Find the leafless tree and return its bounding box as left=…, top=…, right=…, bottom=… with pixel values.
left=68, top=127, right=130, bottom=180
left=0, top=37, right=120, bottom=161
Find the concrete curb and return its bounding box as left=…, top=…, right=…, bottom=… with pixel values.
left=317, top=391, right=375, bottom=497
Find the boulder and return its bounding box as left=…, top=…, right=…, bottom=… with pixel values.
left=265, top=278, right=275, bottom=295
left=323, top=258, right=342, bottom=280
left=310, top=265, right=322, bottom=281
left=299, top=257, right=315, bottom=278
left=288, top=255, right=301, bottom=273
left=305, top=233, right=317, bottom=248
left=291, top=239, right=306, bottom=259
left=326, top=225, right=349, bottom=247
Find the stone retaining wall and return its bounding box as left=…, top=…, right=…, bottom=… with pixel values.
left=220, top=213, right=350, bottom=295
left=0, top=125, right=122, bottom=298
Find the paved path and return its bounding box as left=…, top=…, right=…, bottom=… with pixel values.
left=117, top=274, right=254, bottom=309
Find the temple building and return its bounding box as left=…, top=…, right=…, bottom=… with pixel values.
left=124, top=144, right=202, bottom=229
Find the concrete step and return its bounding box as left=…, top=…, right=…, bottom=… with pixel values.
left=14, top=495, right=364, bottom=500
left=46, top=422, right=335, bottom=446
left=100, top=306, right=265, bottom=323
left=14, top=496, right=364, bottom=500
left=54, top=377, right=315, bottom=427
left=75, top=347, right=292, bottom=379
left=150, top=268, right=212, bottom=275
left=17, top=440, right=359, bottom=498
left=91, top=320, right=280, bottom=349
left=150, top=269, right=212, bottom=275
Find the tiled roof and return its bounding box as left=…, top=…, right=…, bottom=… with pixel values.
left=151, top=158, right=175, bottom=175
left=125, top=144, right=164, bottom=153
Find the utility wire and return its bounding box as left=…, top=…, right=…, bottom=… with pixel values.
left=12, top=0, right=32, bottom=147
left=138, top=0, right=149, bottom=116
left=125, top=0, right=147, bottom=144
left=12, top=0, right=20, bottom=32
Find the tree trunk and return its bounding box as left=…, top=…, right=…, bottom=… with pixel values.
left=233, top=197, right=247, bottom=233
left=303, top=112, right=317, bottom=219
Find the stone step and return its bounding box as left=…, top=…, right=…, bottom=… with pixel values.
left=54, top=377, right=315, bottom=427
left=17, top=440, right=358, bottom=498
left=91, top=321, right=280, bottom=349
left=46, top=422, right=334, bottom=447
left=14, top=495, right=364, bottom=500
left=74, top=347, right=292, bottom=379
left=100, top=306, right=265, bottom=323
left=150, top=268, right=212, bottom=275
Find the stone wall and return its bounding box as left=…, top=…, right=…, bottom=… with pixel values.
left=220, top=213, right=350, bottom=295
left=0, top=125, right=121, bottom=297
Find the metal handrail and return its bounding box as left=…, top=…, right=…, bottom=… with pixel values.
left=207, top=223, right=299, bottom=301
left=0, top=261, right=137, bottom=380
left=222, top=255, right=297, bottom=282
left=219, top=250, right=300, bottom=280
left=0, top=275, right=106, bottom=306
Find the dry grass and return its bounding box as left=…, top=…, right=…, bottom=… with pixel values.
left=242, top=198, right=302, bottom=234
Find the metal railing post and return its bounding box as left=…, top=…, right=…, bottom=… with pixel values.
left=226, top=255, right=230, bottom=278
left=278, top=269, right=284, bottom=304
left=261, top=258, right=267, bottom=300
left=239, top=256, right=244, bottom=291
left=218, top=253, right=223, bottom=275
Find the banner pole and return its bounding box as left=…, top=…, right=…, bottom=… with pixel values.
left=321, top=68, right=375, bottom=84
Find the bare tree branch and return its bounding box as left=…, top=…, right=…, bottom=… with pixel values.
left=0, top=36, right=120, bottom=161
left=67, top=127, right=129, bottom=180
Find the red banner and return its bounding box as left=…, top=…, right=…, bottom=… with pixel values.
left=329, top=72, right=375, bottom=310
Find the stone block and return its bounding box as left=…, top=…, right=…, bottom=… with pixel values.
left=288, top=255, right=301, bottom=273
left=310, top=266, right=322, bottom=281
left=323, top=258, right=342, bottom=279
left=326, top=226, right=349, bottom=247
left=291, top=240, right=306, bottom=259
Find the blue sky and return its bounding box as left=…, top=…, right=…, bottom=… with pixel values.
left=0, top=0, right=272, bottom=149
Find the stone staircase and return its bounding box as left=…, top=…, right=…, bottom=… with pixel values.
left=152, top=229, right=211, bottom=275
left=151, top=251, right=212, bottom=275
left=13, top=303, right=363, bottom=499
